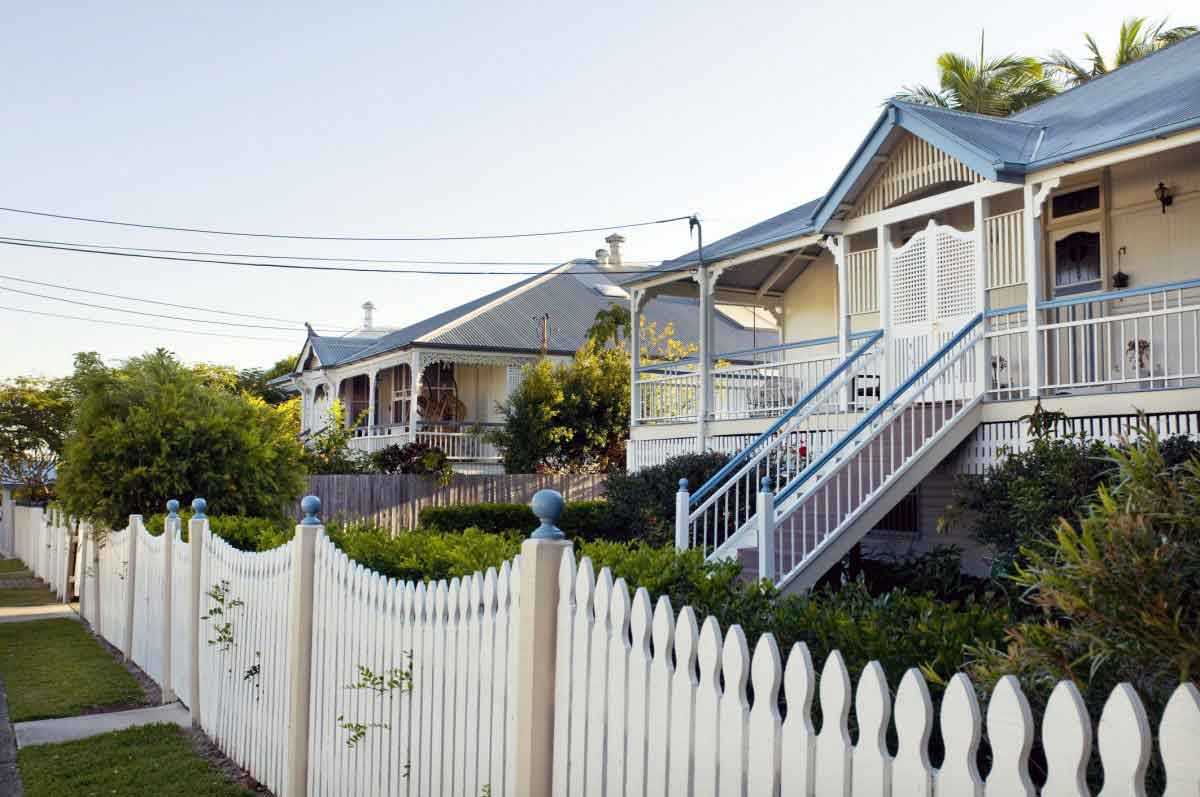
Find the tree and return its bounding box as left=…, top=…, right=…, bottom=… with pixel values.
left=490, top=341, right=629, bottom=474
left=0, top=376, right=76, bottom=501
left=55, top=349, right=306, bottom=530
left=895, top=32, right=1058, bottom=116
left=1044, top=17, right=1197, bottom=87
left=195, top=355, right=299, bottom=405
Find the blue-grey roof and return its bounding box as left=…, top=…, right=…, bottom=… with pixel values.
left=302, top=260, right=776, bottom=369
left=638, top=34, right=1200, bottom=283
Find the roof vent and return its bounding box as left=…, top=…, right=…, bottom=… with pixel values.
left=361, top=301, right=375, bottom=331
left=595, top=248, right=610, bottom=267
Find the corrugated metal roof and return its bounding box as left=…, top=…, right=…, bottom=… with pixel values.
left=303, top=260, right=777, bottom=369
left=638, top=35, right=1200, bottom=282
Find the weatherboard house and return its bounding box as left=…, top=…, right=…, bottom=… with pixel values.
left=625, top=36, right=1200, bottom=589
left=282, top=236, right=776, bottom=473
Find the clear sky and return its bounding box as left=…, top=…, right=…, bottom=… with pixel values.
left=1, top=1, right=1191, bottom=378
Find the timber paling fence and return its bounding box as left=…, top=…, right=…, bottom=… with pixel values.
left=9, top=498, right=1200, bottom=797
left=297, top=473, right=606, bottom=533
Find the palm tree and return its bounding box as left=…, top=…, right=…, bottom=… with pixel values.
left=1044, top=17, right=1198, bottom=87
left=894, top=33, right=1058, bottom=117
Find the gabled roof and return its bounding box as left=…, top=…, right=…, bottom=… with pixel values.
left=301, top=260, right=777, bottom=371
left=635, top=34, right=1200, bottom=284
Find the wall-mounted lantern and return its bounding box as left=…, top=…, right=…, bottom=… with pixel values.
left=1155, top=182, right=1174, bottom=214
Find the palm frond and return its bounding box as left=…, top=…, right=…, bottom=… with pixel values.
left=893, top=84, right=951, bottom=108
left=1042, top=50, right=1092, bottom=87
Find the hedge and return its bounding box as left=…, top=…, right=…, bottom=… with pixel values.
left=418, top=500, right=612, bottom=540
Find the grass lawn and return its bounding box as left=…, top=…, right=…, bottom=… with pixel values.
left=0, top=558, right=29, bottom=573
left=0, top=619, right=145, bottom=721
left=18, top=723, right=255, bottom=797
left=0, top=587, right=59, bottom=607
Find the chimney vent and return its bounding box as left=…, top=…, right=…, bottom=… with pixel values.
left=361, top=301, right=375, bottom=331
left=605, top=233, right=626, bottom=267
left=595, top=248, right=610, bottom=267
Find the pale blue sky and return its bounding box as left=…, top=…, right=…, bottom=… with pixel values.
left=1, top=1, right=1190, bottom=378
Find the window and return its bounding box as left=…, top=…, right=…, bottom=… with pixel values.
left=1054, top=231, right=1103, bottom=296
left=1051, top=186, right=1100, bottom=220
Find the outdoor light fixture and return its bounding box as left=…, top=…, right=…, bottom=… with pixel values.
left=1155, top=182, right=1174, bottom=213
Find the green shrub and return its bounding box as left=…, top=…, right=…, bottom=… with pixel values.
left=419, top=500, right=611, bottom=540
left=56, top=351, right=305, bottom=532
left=601, top=452, right=731, bottom=545
left=144, top=512, right=292, bottom=551
left=371, top=442, right=451, bottom=484
left=325, top=525, right=522, bottom=583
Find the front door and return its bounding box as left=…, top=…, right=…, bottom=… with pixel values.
left=1047, top=223, right=1105, bottom=389
left=889, top=219, right=980, bottom=390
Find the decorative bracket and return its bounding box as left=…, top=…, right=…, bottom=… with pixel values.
left=1032, top=177, right=1062, bottom=219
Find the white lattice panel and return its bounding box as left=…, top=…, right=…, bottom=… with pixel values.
left=935, top=229, right=977, bottom=321
left=852, top=134, right=984, bottom=218
left=892, top=234, right=928, bottom=326
left=846, top=249, right=878, bottom=315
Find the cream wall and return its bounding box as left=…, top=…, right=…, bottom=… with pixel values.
left=1107, top=141, right=1200, bottom=288
left=781, top=253, right=838, bottom=344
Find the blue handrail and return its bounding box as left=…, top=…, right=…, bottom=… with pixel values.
left=775, top=313, right=984, bottom=505
left=687, top=329, right=885, bottom=508
left=1037, top=276, right=1200, bottom=312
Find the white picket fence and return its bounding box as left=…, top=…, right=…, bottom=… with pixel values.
left=12, top=505, right=77, bottom=600
left=10, top=499, right=1200, bottom=796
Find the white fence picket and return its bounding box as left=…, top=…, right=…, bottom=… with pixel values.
left=747, top=634, right=782, bottom=797
left=1097, top=683, right=1151, bottom=797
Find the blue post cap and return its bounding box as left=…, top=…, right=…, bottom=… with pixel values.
left=300, top=495, right=322, bottom=526
left=761, top=476, right=772, bottom=492
left=191, top=498, right=207, bottom=519
left=166, top=499, right=180, bottom=518
left=678, top=478, right=689, bottom=492
left=529, top=489, right=565, bottom=541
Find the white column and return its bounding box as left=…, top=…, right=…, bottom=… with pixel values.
left=287, top=496, right=321, bottom=797
left=876, top=226, right=892, bottom=396
left=123, top=514, right=140, bottom=660
left=366, top=369, right=378, bottom=432
left=756, top=478, right=776, bottom=583
left=630, top=289, right=643, bottom=428
left=409, top=350, right=423, bottom=443
left=974, top=196, right=990, bottom=396
left=695, top=268, right=714, bottom=452
left=1023, top=183, right=1043, bottom=396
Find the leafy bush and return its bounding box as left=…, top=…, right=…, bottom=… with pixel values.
left=968, top=424, right=1200, bottom=717
left=303, top=401, right=372, bottom=475
left=326, top=525, right=522, bottom=583
left=371, top=442, right=451, bottom=484
left=56, top=350, right=306, bottom=532
left=419, top=500, right=611, bottom=540
left=601, top=452, right=731, bottom=544
left=145, top=512, right=293, bottom=551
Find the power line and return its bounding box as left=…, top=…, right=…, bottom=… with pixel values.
left=0, top=284, right=310, bottom=331
left=0, top=206, right=694, bottom=242
left=0, top=238, right=673, bottom=276
left=0, top=272, right=346, bottom=329
left=0, top=304, right=294, bottom=342
left=0, top=235, right=666, bottom=267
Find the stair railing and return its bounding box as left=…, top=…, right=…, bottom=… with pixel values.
left=764, top=314, right=985, bottom=589
left=681, top=330, right=885, bottom=560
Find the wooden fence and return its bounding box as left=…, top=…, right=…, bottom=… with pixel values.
left=297, top=473, right=606, bottom=533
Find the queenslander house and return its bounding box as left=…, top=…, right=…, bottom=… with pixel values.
left=624, top=36, right=1200, bottom=589
left=281, top=236, right=776, bottom=473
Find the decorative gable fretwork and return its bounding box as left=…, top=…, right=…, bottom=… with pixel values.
left=851, top=135, right=984, bottom=218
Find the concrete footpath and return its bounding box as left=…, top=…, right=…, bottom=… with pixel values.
left=14, top=703, right=190, bottom=748
left=0, top=604, right=78, bottom=624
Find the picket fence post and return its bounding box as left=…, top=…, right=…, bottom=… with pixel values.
left=286, top=495, right=321, bottom=797
left=675, top=479, right=690, bottom=551
left=161, top=500, right=179, bottom=704
left=515, top=489, right=572, bottom=797
left=123, top=514, right=141, bottom=659
left=189, top=498, right=208, bottom=729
